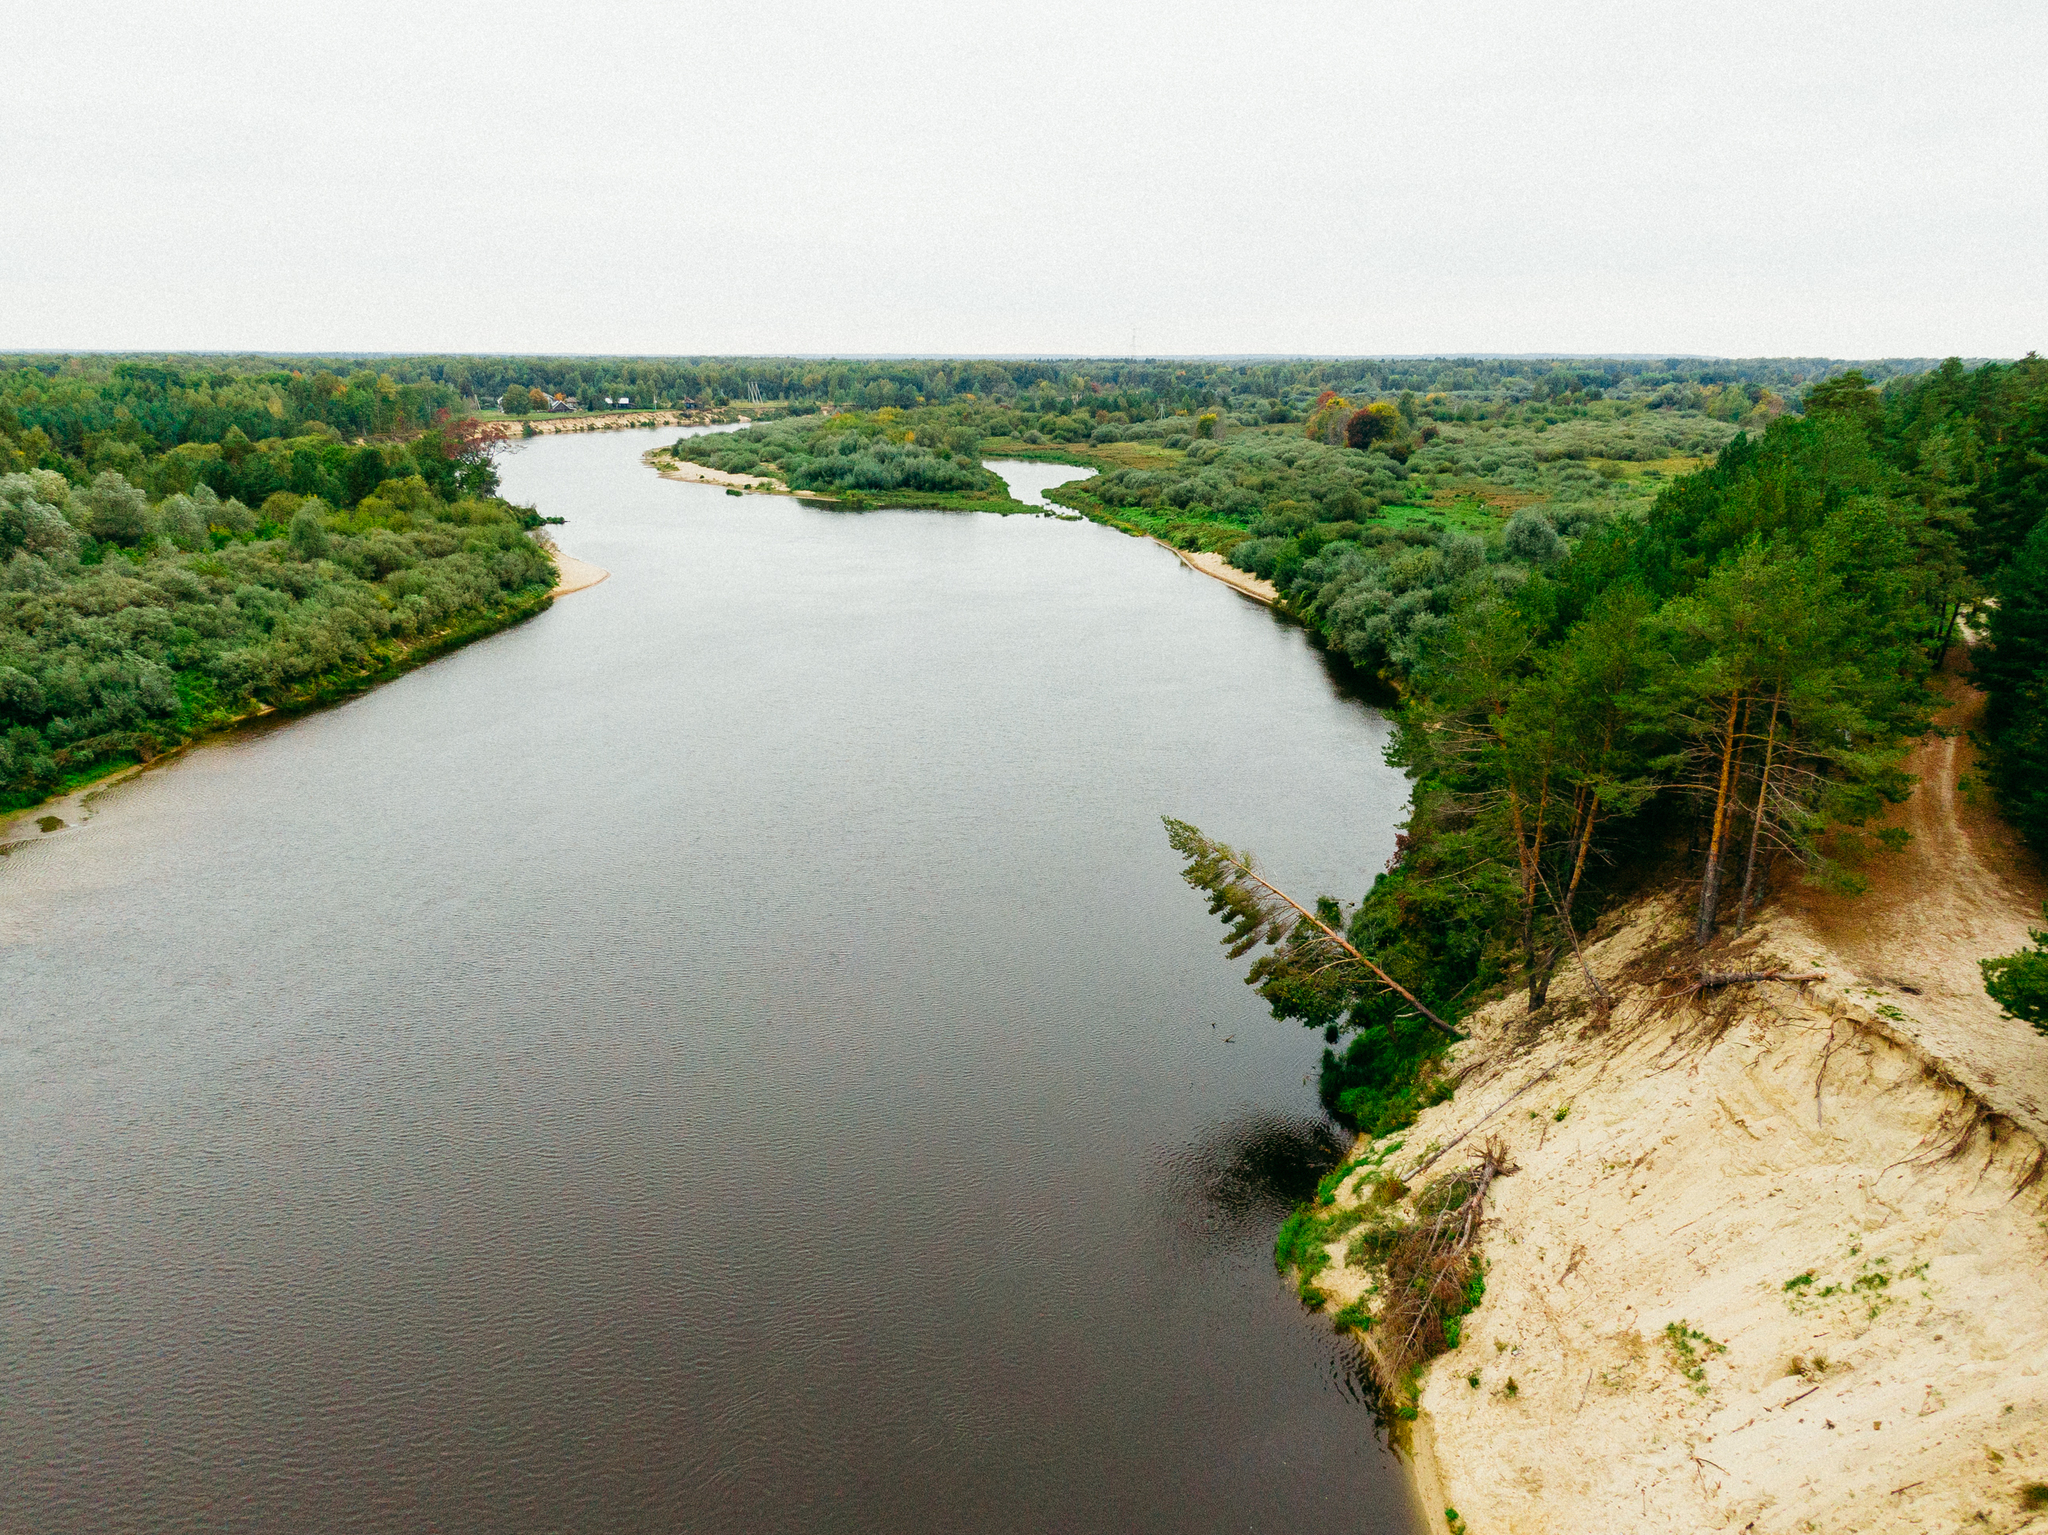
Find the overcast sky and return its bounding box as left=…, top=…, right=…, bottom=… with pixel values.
left=5, top=1, right=2043, bottom=359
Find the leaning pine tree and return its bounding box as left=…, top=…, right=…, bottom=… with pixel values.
left=1162, top=818, right=1459, bottom=1038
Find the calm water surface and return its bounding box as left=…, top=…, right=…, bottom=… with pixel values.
left=0, top=428, right=1424, bottom=1533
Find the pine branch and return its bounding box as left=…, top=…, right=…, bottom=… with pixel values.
left=1164, top=818, right=1460, bottom=1037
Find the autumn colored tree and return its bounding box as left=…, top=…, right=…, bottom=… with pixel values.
left=1345, top=401, right=1400, bottom=450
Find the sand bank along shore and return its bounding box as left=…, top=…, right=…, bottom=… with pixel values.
left=1309, top=673, right=2048, bottom=1535
left=547, top=551, right=610, bottom=597
left=650, top=457, right=788, bottom=493
left=647, top=448, right=1281, bottom=607
left=511, top=410, right=749, bottom=436
left=1151, top=539, right=1281, bottom=605
left=0, top=766, right=149, bottom=854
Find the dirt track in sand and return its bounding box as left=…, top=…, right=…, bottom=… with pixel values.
left=1783, top=659, right=2048, bottom=1140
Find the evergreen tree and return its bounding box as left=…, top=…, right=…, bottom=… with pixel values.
left=1979, top=518, right=2048, bottom=854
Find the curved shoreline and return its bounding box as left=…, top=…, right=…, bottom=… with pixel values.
left=652, top=459, right=787, bottom=493
left=0, top=589, right=556, bottom=854
left=646, top=450, right=1283, bottom=608
left=1149, top=538, right=1281, bottom=605
left=548, top=551, right=611, bottom=596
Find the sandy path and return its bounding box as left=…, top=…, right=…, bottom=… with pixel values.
left=1785, top=665, right=2048, bottom=1140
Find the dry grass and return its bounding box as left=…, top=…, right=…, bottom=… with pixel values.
left=1589, top=454, right=1711, bottom=480
left=978, top=437, right=1185, bottom=472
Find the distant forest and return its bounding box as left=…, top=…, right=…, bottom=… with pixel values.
left=0, top=351, right=1954, bottom=436
left=8, top=352, right=2045, bottom=978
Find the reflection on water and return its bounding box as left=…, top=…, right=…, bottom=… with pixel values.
left=1162, top=1114, right=1394, bottom=1423
left=0, top=430, right=1423, bottom=1535
left=1165, top=1113, right=1350, bottom=1241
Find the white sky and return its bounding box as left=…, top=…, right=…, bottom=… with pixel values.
left=5, top=0, right=2044, bottom=359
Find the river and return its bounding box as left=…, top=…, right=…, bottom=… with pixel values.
left=0, top=427, right=1424, bottom=1533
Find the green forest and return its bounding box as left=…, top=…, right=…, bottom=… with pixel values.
left=0, top=364, right=556, bottom=810
left=1159, top=355, right=2048, bottom=1129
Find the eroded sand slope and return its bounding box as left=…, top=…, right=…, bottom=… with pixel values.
left=1315, top=676, right=2048, bottom=1534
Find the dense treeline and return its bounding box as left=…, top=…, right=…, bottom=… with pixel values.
left=1169, top=358, right=2048, bottom=1133
left=666, top=382, right=1744, bottom=544
left=0, top=367, right=554, bottom=809
left=1091, top=399, right=1743, bottom=674
left=1, top=350, right=1947, bottom=425
left=662, top=407, right=1010, bottom=499
left=1, top=363, right=463, bottom=463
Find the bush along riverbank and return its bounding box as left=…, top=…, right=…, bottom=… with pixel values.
left=1164, top=359, right=2048, bottom=1528
left=650, top=408, right=1031, bottom=512
left=0, top=368, right=558, bottom=812
left=650, top=362, right=1789, bottom=534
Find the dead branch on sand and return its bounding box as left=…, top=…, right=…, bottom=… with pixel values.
left=1664, top=967, right=1827, bottom=999
left=1376, top=1137, right=1519, bottom=1391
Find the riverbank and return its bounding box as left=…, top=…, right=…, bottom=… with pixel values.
left=643, top=444, right=1042, bottom=516
left=651, top=455, right=787, bottom=492
left=1152, top=539, right=1280, bottom=605
left=1302, top=686, right=2048, bottom=1534
left=547, top=550, right=610, bottom=596
left=0, top=584, right=556, bottom=853
left=501, top=409, right=754, bottom=436
left=645, top=446, right=1283, bottom=607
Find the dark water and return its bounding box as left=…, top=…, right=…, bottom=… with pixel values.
left=0, top=428, right=1424, bottom=1534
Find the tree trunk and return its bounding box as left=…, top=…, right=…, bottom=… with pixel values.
left=1509, top=783, right=1550, bottom=1011
left=1223, top=856, right=1462, bottom=1038
left=1695, top=689, right=1743, bottom=945
left=1734, top=685, right=1783, bottom=935
left=1936, top=601, right=1963, bottom=664
left=1530, top=785, right=1601, bottom=1008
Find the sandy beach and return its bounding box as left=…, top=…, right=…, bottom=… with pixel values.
left=511, top=410, right=748, bottom=437
left=1152, top=539, right=1281, bottom=605
left=0, top=766, right=148, bottom=858
left=548, top=551, right=611, bottom=597
left=651, top=457, right=787, bottom=493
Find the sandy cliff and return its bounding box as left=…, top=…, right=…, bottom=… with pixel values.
left=1314, top=675, right=2048, bottom=1534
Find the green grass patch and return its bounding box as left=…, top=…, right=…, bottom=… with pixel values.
left=1663, top=1320, right=1728, bottom=1395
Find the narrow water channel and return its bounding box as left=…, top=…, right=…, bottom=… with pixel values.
left=0, top=427, right=1424, bottom=1533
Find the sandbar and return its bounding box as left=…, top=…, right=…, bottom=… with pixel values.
left=549, top=552, right=610, bottom=597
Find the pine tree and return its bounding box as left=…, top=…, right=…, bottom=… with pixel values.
left=1979, top=518, right=2048, bottom=855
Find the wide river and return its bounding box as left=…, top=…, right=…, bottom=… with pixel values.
left=1, top=428, right=1423, bottom=1533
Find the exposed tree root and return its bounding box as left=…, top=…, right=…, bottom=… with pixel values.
left=1664, top=967, right=1827, bottom=999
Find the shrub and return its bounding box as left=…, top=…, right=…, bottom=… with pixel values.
left=1981, top=907, right=2048, bottom=1035
left=1501, top=508, right=1562, bottom=565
